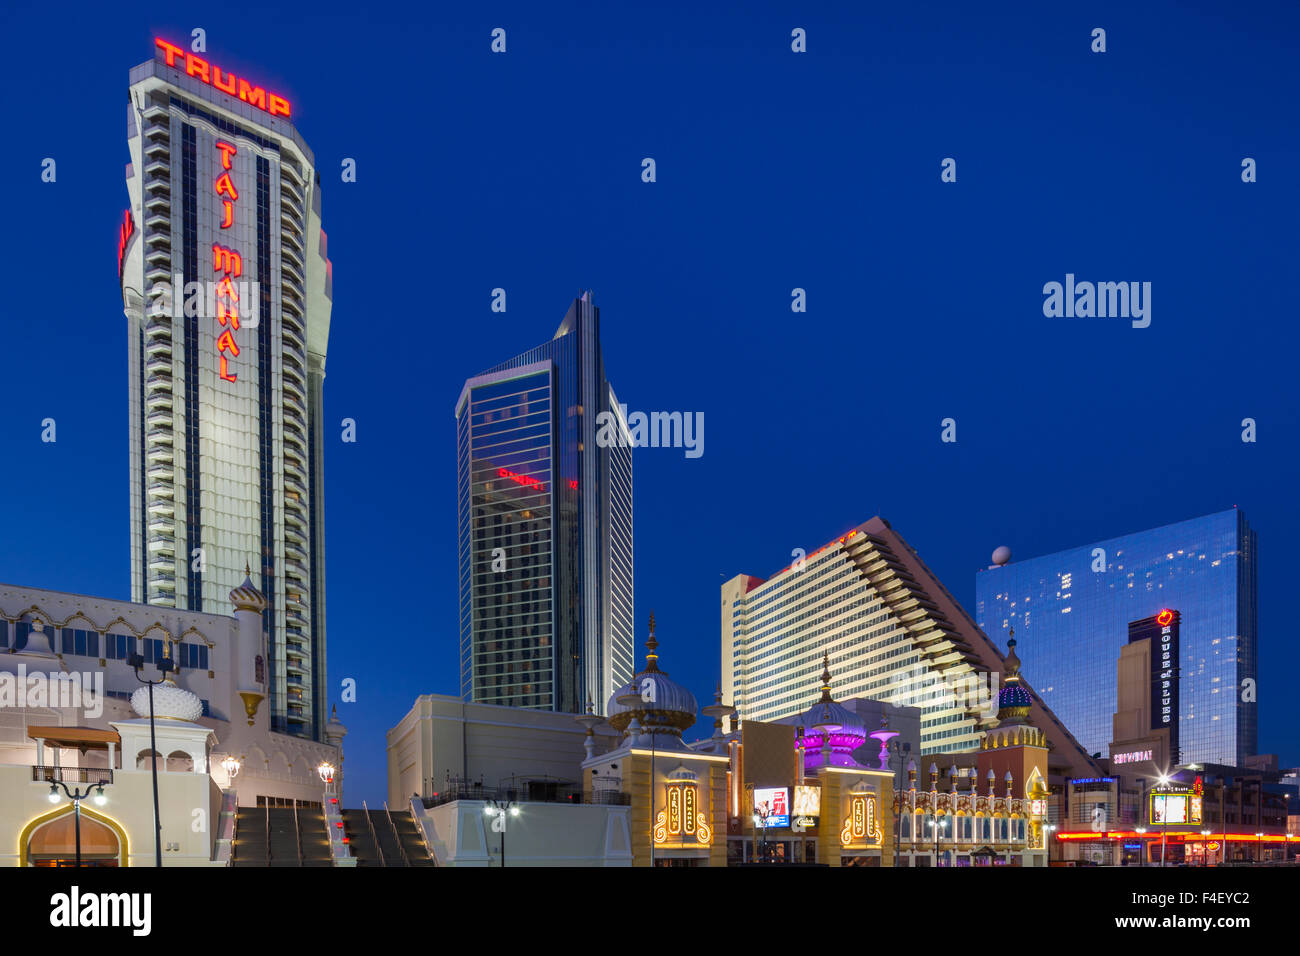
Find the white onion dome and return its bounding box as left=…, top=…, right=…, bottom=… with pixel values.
left=325, top=704, right=348, bottom=740
left=605, top=612, right=698, bottom=737
left=229, top=564, right=268, bottom=613
left=131, top=678, right=204, bottom=722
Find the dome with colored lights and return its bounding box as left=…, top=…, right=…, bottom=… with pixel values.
left=996, top=632, right=1033, bottom=722
left=796, top=655, right=869, bottom=769
left=605, top=612, right=698, bottom=738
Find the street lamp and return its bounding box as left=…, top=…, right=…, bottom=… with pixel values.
left=887, top=739, right=911, bottom=868
left=129, top=646, right=174, bottom=868
left=753, top=804, right=771, bottom=862
left=1157, top=774, right=1170, bottom=868
left=1135, top=827, right=1147, bottom=867
left=221, top=755, right=241, bottom=790
left=47, top=780, right=109, bottom=867
left=1255, top=831, right=1263, bottom=864
left=1200, top=829, right=1211, bottom=867
left=928, top=815, right=949, bottom=867
left=317, top=762, right=336, bottom=795
left=483, top=799, right=519, bottom=867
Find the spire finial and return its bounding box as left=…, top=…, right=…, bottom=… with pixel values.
left=819, top=652, right=833, bottom=703
left=245, top=561, right=251, bottom=578
left=644, top=610, right=659, bottom=671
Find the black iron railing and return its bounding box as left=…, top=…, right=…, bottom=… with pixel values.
left=32, top=767, right=113, bottom=785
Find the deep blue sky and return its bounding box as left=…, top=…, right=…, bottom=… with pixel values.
left=2, top=1, right=1297, bottom=805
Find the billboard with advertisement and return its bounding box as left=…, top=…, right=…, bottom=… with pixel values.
left=753, top=787, right=790, bottom=827
left=792, top=785, right=821, bottom=818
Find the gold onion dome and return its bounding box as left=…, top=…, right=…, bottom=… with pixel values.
left=605, top=611, right=698, bottom=736
left=229, top=562, right=268, bottom=613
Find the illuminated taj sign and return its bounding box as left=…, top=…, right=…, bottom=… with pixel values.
left=1113, top=749, right=1153, bottom=765
left=154, top=38, right=290, bottom=119
left=117, top=209, right=135, bottom=278
left=212, top=140, right=243, bottom=382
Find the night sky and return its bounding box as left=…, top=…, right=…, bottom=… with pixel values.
left=2, top=0, right=1297, bottom=805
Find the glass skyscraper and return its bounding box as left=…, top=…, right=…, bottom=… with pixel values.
left=455, top=292, right=634, bottom=715
left=975, top=509, right=1257, bottom=767
left=120, top=40, right=333, bottom=739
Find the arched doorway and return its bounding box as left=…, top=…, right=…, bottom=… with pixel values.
left=22, top=806, right=127, bottom=867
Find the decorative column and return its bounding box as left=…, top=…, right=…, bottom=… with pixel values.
left=229, top=567, right=268, bottom=727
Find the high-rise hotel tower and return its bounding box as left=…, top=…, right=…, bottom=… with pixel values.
left=118, top=39, right=333, bottom=739
left=456, top=293, right=634, bottom=715
left=723, top=517, right=1099, bottom=776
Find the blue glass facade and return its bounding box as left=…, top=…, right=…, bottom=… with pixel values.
left=456, top=293, right=634, bottom=715
left=975, top=509, right=1257, bottom=766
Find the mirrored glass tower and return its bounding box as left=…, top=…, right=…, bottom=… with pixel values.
left=976, top=509, right=1258, bottom=766
left=455, top=292, right=634, bottom=715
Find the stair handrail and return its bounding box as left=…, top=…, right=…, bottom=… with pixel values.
left=360, top=799, right=387, bottom=867
left=407, top=797, right=438, bottom=865
left=293, top=800, right=303, bottom=866
left=383, top=801, right=411, bottom=866
left=319, top=801, right=334, bottom=861
left=264, top=804, right=271, bottom=866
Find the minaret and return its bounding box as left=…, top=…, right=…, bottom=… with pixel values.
left=229, top=564, right=268, bottom=727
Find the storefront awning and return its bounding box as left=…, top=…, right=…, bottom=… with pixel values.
left=28, top=727, right=121, bottom=752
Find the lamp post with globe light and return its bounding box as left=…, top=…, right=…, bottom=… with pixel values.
left=1157, top=773, right=1171, bottom=867
left=221, top=755, right=241, bottom=791
left=47, top=780, right=109, bottom=867
left=318, top=761, right=336, bottom=796
left=483, top=799, right=519, bottom=867
left=128, top=645, right=175, bottom=868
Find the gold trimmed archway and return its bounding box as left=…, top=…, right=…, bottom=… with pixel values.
left=19, top=804, right=130, bottom=867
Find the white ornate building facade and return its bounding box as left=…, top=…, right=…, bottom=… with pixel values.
left=0, top=575, right=345, bottom=866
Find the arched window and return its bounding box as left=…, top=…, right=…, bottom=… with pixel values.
left=166, top=751, right=193, bottom=773
left=136, top=749, right=162, bottom=770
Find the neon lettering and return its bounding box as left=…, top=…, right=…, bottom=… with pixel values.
left=215, top=141, right=237, bottom=170
left=237, top=80, right=266, bottom=111
left=153, top=38, right=291, bottom=119
left=212, top=244, right=242, bottom=278
left=155, top=38, right=183, bottom=67
left=184, top=53, right=210, bottom=83
left=214, top=172, right=238, bottom=201
left=211, top=67, right=237, bottom=96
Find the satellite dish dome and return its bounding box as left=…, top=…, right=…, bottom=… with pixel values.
left=992, top=546, right=1011, bottom=566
